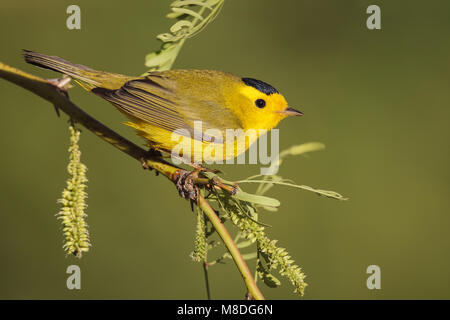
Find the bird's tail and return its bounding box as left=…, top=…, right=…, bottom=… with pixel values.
left=23, top=50, right=128, bottom=90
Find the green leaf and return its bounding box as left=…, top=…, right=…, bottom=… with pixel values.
left=238, top=180, right=347, bottom=201
left=157, top=33, right=178, bottom=42
left=143, top=0, right=225, bottom=74
left=144, top=43, right=182, bottom=70
left=260, top=205, right=279, bottom=212
left=236, top=239, right=254, bottom=249
left=166, top=11, right=186, bottom=19
left=172, top=1, right=213, bottom=9
left=233, top=190, right=280, bottom=207
left=282, top=142, right=325, bottom=157
left=242, top=252, right=257, bottom=260
left=171, top=7, right=205, bottom=21
left=144, top=51, right=170, bottom=68
left=205, top=0, right=222, bottom=5
left=170, top=20, right=193, bottom=33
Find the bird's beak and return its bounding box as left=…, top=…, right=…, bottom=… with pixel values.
left=277, top=107, right=304, bottom=117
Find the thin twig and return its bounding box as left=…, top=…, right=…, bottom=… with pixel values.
left=203, top=262, right=211, bottom=300
left=197, top=193, right=264, bottom=300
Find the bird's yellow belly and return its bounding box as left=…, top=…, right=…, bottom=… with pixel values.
left=125, top=120, right=260, bottom=164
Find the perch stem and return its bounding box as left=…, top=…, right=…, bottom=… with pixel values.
left=197, top=193, right=264, bottom=300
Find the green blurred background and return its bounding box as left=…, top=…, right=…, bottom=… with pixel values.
left=1, top=0, right=449, bottom=299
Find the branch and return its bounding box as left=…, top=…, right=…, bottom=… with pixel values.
left=198, top=193, right=264, bottom=300
left=0, top=61, right=264, bottom=300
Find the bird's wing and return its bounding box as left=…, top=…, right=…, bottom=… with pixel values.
left=92, top=75, right=242, bottom=143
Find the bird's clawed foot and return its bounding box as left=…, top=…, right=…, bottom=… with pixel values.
left=175, top=169, right=201, bottom=201
left=175, top=166, right=238, bottom=201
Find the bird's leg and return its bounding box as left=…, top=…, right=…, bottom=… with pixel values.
left=175, top=168, right=201, bottom=201
left=189, top=162, right=221, bottom=174
left=208, top=175, right=238, bottom=195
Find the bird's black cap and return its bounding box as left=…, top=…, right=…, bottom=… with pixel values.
left=242, top=77, right=279, bottom=95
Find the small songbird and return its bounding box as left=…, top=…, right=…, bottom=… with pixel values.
left=23, top=50, right=302, bottom=165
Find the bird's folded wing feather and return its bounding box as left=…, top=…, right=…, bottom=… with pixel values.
left=93, top=75, right=243, bottom=143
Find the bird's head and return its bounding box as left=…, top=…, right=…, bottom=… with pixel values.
left=229, top=77, right=303, bottom=131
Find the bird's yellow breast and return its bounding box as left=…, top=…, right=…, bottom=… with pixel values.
left=126, top=118, right=263, bottom=163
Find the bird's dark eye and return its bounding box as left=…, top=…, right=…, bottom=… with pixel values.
left=255, top=99, right=266, bottom=108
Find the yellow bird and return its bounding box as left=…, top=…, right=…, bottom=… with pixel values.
left=23, top=50, right=302, bottom=165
